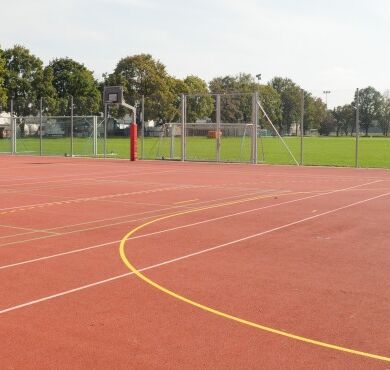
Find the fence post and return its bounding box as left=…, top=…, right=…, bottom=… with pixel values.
left=104, top=103, right=108, bottom=158
left=141, top=95, right=145, bottom=160
left=170, top=124, right=175, bottom=159
left=355, top=88, right=360, bottom=168
left=300, top=89, right=304, bottom=165
left=70, top=96, right=74, bottom=157
left=93, top=116, right=97, bottom=156
left=40, top=98, right=43, bottom=156
left=216, top=94, right=221, bottom=162
left=252, top=92, right=259, bottom=164
left=181, top=94, right=186, bottom=161
left=10, top=98, right=15, bottom=154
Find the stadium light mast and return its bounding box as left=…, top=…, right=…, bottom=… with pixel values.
left=323, top=90, right=331, bottom=108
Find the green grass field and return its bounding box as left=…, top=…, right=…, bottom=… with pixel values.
left=1, top=136, right=390, bottom=168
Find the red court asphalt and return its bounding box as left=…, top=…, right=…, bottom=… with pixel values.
left=0, top=155, right=389, bottom=369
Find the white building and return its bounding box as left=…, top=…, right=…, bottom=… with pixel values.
left=0, top=112, right=12, bottom=138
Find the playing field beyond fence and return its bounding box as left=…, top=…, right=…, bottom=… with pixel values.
left=2, top=136, right=390, bottom=168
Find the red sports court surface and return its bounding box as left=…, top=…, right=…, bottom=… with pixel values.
left=0, top=156, right=389, bottom=369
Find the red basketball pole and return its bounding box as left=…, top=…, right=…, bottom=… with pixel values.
left=130, top=122, right=137, bottom=161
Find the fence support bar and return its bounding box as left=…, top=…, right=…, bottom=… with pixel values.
left=257, top=100, right=300, bottom=166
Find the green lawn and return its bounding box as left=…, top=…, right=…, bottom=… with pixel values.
left=1, top=136, right=390, bottom=168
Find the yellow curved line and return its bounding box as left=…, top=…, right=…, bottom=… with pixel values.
left=119, top=195, right=390, bottom=363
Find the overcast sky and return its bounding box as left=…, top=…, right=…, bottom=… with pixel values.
left=1, top=0, right=390, bottom=107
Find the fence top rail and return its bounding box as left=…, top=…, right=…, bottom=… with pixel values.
left=186, top=122, right=254, bottom=126
left=184, top=92, right=256, bottom=97
left=14, top=115, right=98, bottom=119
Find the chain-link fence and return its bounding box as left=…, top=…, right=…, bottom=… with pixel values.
left=1, top=97, right=133, bottom=159
left=1, top=92, right=390, bottom=168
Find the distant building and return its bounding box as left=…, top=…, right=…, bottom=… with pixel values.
left=0, top=112, right=11, bottom=138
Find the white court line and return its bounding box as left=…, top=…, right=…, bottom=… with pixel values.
left=0, top=166, right=179, bottom=188
left=0, top=168, right=135, bottom=185
left=1, top=189, right=389, bottom=314
left=0, top=223, right=59, bottom=235
left=0, top=178, right=382, bottom=249
left=0, top=189, right=275, bottom=248
left=0, top=179, right=381, bottom=270
left=0, top=184, right=198, bottom=212
left=0, top=188, right=275, bottom=235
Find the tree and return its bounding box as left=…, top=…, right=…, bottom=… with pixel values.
left=107, top=54, right=173, bottom=123
left=356, top=87, right=383, bottom=136
left=49, top=58, right=101, bottom=115
left=318, top=111, right=336, bottom=136
left=0, top=47, right=7, bottom=109
left=379, top=91, right=390, bottom=136
left=258, top=84, right=282, bottom=129
left=332, top=106, right=344, bottom=136
left=209, top=73, right=256, bottom=123
left=304, top=94, right=327, bottom=134
left=340, top=104, right=355, bottom=136
left=333, top=105, right=357, bottom=137
left=3, top=45, right=55, bottom=116
left=183, top=75, right=213, bottom=122
left=158, top=76, right=185, bottom=123
left=269, top=77, right=301, bottom=134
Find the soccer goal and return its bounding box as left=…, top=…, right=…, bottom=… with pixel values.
left=139, top=92, right=299, bottom=165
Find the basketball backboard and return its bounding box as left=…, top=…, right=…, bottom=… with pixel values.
left=103, top=86, right=124, bottom=105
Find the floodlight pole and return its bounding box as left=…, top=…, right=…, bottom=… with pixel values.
left=323, top=90, right=331, bottom=109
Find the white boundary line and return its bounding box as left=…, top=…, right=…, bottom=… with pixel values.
left=0, top=223, right=59, bottom=235
left=0, top=189, right=279, bottom=248
left=0, top=179, right=381, bottom=270
left=1, top=189, right=389, bottom=314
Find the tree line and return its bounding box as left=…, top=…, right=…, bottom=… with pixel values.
left=1, top=45, right=389, bottom=136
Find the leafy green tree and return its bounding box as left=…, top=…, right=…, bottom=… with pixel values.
left=158, top=76, right=185, bottom=123
left=303, top=94, right=315, bottom=133
left=0, top=47, right=7, bottom=109
left=336, top=104, right=355, bottom=136
left=269, top=77, right=301, bottom=134
left=356, top=87, right=383, bottom=136
left=3, top=45, right=56, bottom=115
left=379, top=91, right=390, bottom=136
left=318, top=111, right=336, bottom=136
left=209, top=73, right=255, bottom=123
left=107, top=54, right=172, bottom=123
left=258, top=84, right=281, bottom=129
left=49, top=58, right=101, bottom=115
left=183, top=75, right=213, bottom=122
left=332, top=106, right=344, bottom=136
left=304, top=93, right=326, bottom=133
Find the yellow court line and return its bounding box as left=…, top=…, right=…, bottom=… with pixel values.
left=174, top=199, right=199, bottom=205
left=119, top=196, right=390, bottom=363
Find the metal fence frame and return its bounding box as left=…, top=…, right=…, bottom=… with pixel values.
left=1, top=91, right=363, bottom=167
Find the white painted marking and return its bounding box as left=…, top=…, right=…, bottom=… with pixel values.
left=1, top=190, right=389, bottom=315
left=0, top=180, right=382, bottom=270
